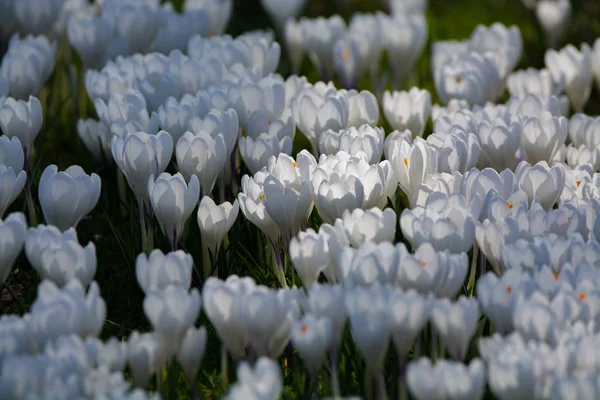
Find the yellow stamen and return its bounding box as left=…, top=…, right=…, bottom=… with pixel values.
left=403, top=157, right=408, bottom=167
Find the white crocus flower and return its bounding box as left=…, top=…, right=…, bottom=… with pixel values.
left=239, top=132, right=293, bottom=175
left=0, top=164, right=26, bottom=218
left=383, top=88, right=432, bottom=138
left=346, top=286, right=391, bottom=374
left=127, top=331, right=168, bottom=388
left=407, top=358, right=486, bottom=400
left=545, top=43, right=593, bottom=113
left=476, top=117, right=522, bottom=171
left=431, top=297, right=480, bottom=361
left=506, top=68, right=565, bottom=97
left=229, top=357, right=283, bottom=400
left=427, top=128, right=480, bottom=173
left=143, top=285, right=201, bottom=353
left=435, top=52, right=501, bottom=106
left=148, top=173, right=200, bottom=249
left=290, top=314, right=332, bottom=377
left=177, top=326, right=207, bottom=384
left=469, top=22, right=523, bottom=80
left=346, top=89, right=379, bottom=128
left=337, top=242, right=402, bottom=287
left=38, top=165, right=101, bottom=232
left=241, top=287, right=296, bottom=358
left=536, top=0, right=571, bottom=49
left=0, top=212, right=27, bottom=286
left=388, top=290, right=431, bottom=361
left=389, top=139, right=439, bottom=207
left=516, top=161, right=566, bottom=209
left=293, top=83, right=350, bottom=155
left=377, top=13, right=427, bottom=87
left=383, top=129, right=413, bottom=161
left=319, top=125, right=384, bottom=165
left=0, top=96, right=43, bottom=154
left=477, top=270, right=531, bottom=334
left=333, top=36, right=361, bottom=89
left=77, top=119, right=113, bottom=164
left=400, top=193, right=476, bottom=254
left=569, top=113, right=600, bottom=149
left=112, top=130, right=173, bottom=208
left=341, top=207, right=396, bottom=247
left=285, top=20, right=304, bottom=74
left=135, top=249, right=193, bottom=294
left=176, top=131, right=227, bottom=198
left=197, top=196, right=239, bottom=257
left=566, top=144, right=599, bottom=170
left=520, top=111, right=568, bottom=164
left=34, top=236, right=97, bottom=288
left=289, top=230, right=329, bottom=287
left=300, top=15, right=346, bottom=81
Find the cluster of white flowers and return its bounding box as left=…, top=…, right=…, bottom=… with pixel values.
left=1, top=0, right=600, bottom=398
left=285, top=7, right=427, bottom=87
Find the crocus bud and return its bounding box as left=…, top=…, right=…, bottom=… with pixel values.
left=0, top=165, right=26, bottom=218
left=431, top=296, right=480, bottom=361
left=383, top=88, right=432, bottom=138
left=148, top=173, right=200, bottom=249
left=197, top=196, right=239, bottom=256
left=289, top=230, right=329, bottom=287
left=112, top=131, right=173, bottom=207
left=135, top=249, right=193, bottom=294
left=38, top=165, right=101, bottom=232
left=0, top=96, right=43, bottom=153
left=127, top=331, right=168, bottom=388
left=290, top=314, right=332, bottom=375
left=143, top=285, right=202, bottom=353
left=0, top=212, right=27, bottom=286
left=177, top=326, right=207, bottom=383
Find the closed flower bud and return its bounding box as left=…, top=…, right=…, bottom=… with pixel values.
left=38, top=165, right=101, bottom=232
left=148, top=173, right=200, bottom=249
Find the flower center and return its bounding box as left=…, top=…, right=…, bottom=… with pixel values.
left=506, top=285, right=512, bottom=293
left=456, top=77, right=462, bottom=83
left=418, top=259, right=427, bottom=267
left=553, top=273, right=560, bottom=280
left=506, top=201, right=513, bottom=209
left=579, top=293, right=587, bottom=301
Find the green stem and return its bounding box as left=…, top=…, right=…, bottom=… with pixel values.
left=376, top=373, right=389, bottom=400
left=202, top=242, right=211, bottom=278
left=364, top=369, right=374, bottom=400
left=220, top=343, right=229, bottom=391
left=139, top=201, right=148, bottom=254
left=467, top=242, right=479, bottom=296
left=117, top=170, right=127, bottom=218
left=24, top=151, right=38, bottom=227
left=329, top=349, right=341, bottom=399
